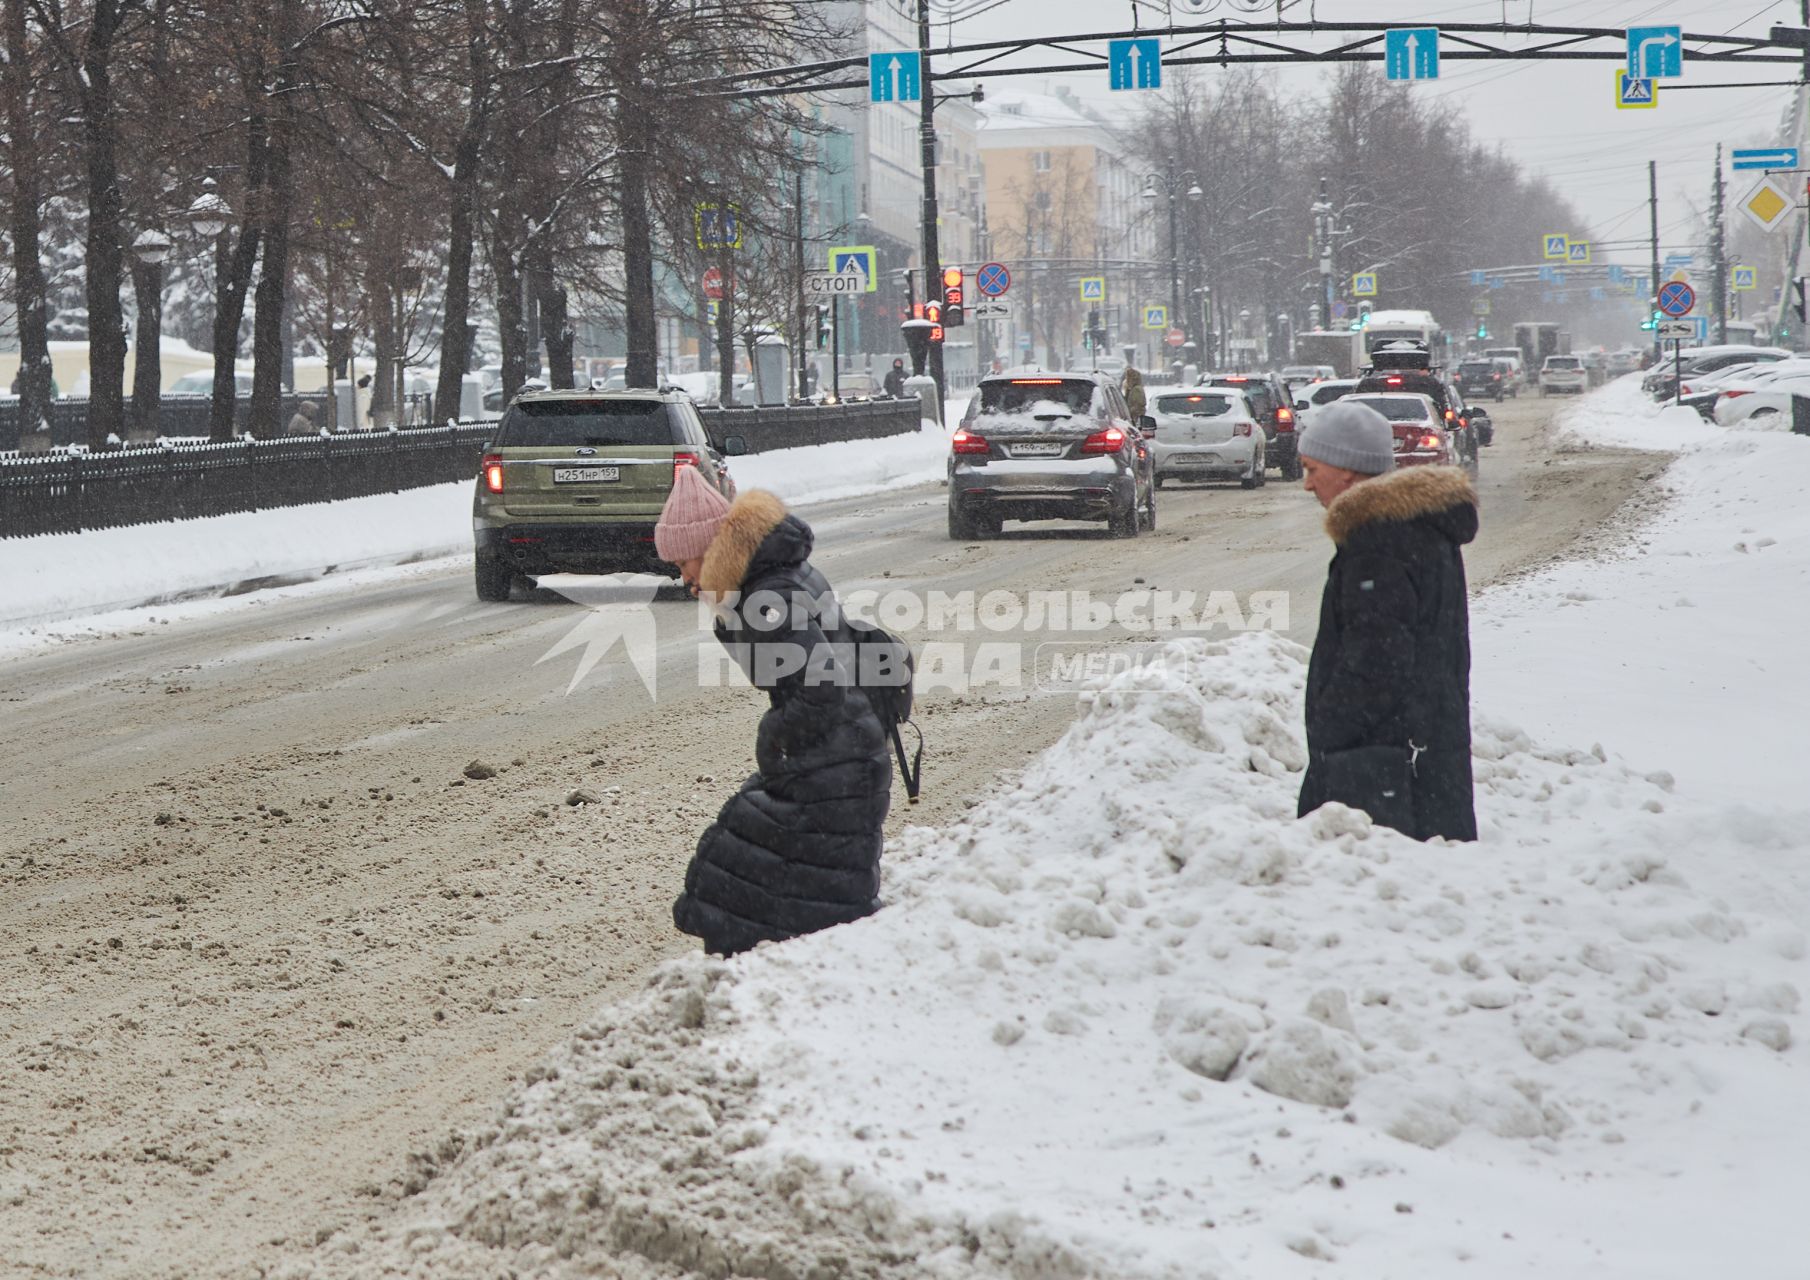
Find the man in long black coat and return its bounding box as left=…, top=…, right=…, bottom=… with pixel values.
left=656, top=474, right=892, bottom=956
left=1295, top=401, right=1478, bottom=841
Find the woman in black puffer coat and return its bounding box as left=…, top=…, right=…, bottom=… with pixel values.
left=656, top=477, right=892, bottom=957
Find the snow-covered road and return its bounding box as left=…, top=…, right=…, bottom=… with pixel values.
left=8, top=385, right=1783, bottom=1279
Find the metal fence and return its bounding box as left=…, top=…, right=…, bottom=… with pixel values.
left=0, top=398, right=923, bottom=540
left=0, top=393, right=388, bottom=452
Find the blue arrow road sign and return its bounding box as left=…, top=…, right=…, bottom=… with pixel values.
left=1665, top=253, right=1693, bottom=268
left=1108, top=38, right=1161, bottom=90
left=1733, top=148, right=1799, bottom=170
left=1657, top=280, right=1696, bottom=317
left=1385, top=27, right=1439, bottom=81
left=1539, top=265, right=1557, bottom=283
left=1489, top=276, right=1504, bottom=290
left=1607, top=265, right=1625, bottom=284
left=868, top=51, right=921, bottom=103
left=1470, top=270, right=1486, bottom=286
left=1626, top=26, right=1682, bottom=79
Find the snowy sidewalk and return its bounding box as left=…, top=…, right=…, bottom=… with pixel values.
left=0, top=422, right=950, bottom=636
left=281, top=378, right=1810, bottom=1279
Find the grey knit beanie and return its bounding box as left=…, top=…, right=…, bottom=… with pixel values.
left=1297, top=400, right=1396, bottom=474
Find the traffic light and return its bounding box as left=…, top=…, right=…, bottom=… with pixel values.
left=815, top=304, right=830, bottom=349
left=1793, top=277, right=1808, bottom=325
left=1476, top=322, right=1489, bottom=340
left=1640, top=309, right=1660, bottom=331
left=941, top=266, right=965, bottom=328
left=924, top=300, right=944, bottom=344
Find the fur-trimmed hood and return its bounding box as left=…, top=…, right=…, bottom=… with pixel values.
left=698, top=489, right=798, bottom=597
left=1324, top=465, right=1478, bottom=547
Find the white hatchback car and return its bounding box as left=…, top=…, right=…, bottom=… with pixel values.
left=1539, top=355, right=1587, bottom=396
left=1293, top=377, right=1359, bottom=426
left=1148, top=387, right=1266, bottom=489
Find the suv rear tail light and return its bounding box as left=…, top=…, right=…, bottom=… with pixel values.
left=1081, top=426, right=1126, bottom=455
left=1276, top=405, right=1295, bottom=431
left=482, top=453, right=505, bottom=493
left=673, top=451, right=700, bottom=477
left=1385, top=376, right=1403, bottom=386
left=951, top=429, right=990, bottom=455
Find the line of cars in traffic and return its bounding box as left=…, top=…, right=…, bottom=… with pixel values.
left=461, top=349, right=1503, bottom=600
left=944, top=347, right=1491, bottom=540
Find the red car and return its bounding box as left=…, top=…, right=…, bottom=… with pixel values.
left=1342, top=392, right=1453, bottom=468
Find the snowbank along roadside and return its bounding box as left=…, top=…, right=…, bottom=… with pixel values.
left=0, top=421, right=950, bottom=640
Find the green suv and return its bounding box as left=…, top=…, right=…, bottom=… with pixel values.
left=472, top=389, right=743, bottom=600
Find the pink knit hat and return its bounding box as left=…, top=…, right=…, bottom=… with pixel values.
left=654, top=464, right=733, bottom=562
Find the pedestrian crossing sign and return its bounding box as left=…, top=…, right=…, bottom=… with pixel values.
left=1616, top=72, right=1656, bottom=110
left=1079, top=276, right=1106, bottom=302
left=1352, top=272, right=1377, bottom=297
left=1543, top=233, right=1569, bottom=260
left=1143, top=304, right=1168, bottom=330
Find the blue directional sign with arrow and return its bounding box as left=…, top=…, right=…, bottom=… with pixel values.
left=1385, top=27, right=1439, bottom=81
left=1626, top=26, right=1682, bottom=79
left=1108, top=38, right=1161, bottom=91
left=868, top=51, right=922, bottom=103
left=1733, top=147, right=1799, bottom=171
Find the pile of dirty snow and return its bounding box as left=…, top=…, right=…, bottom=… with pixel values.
left=282, top=632, right=1806, bottom=1280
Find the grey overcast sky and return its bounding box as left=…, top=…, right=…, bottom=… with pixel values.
left=929, top=0, right=1797, bottom=261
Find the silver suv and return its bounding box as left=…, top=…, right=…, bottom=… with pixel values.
left=471, top=389, right=741, bottom=600
left=948, top=372, right=1155, bottom=539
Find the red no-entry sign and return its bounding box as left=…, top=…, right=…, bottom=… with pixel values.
left=1164, top=328, right=1186, bottom=347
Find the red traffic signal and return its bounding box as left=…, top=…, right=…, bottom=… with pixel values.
left=924, top=301, right=942, bottom=325
left=942, top=266, right=963, bottom=291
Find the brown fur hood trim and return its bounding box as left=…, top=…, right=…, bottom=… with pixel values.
left=1324, top=465, right=1477, bottom=545
left=699, top=489, right=790, bottom=597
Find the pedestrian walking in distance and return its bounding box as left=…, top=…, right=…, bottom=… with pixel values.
left=655, top=466, right=893, bottom=956
left=1121, top=366, right=1146, bottom=422
left=882, top=358, right=907, bottom=399
left=1294, top=401, right=1478, bottom=841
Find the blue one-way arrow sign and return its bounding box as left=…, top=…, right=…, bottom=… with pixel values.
left=1108, top=38, right=1161, bottom=91
left=868, top=51, right=922, bottom=103
left=1733, top=147, right=1799, bottom=171
left=1385, top=27, right=1439, bottom=81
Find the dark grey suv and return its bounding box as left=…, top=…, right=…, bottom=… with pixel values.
left=948, top=371, right=1155, bottom=538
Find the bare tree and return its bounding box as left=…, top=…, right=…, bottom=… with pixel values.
left=2, top=0, right=57, bottom=443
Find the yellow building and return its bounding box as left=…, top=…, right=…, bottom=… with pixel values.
left=977, top=86, right=1154, bottom=369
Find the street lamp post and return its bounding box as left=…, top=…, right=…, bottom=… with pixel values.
left=1144, top=158, right=1202, bottom=358
left=185, top=174, right=239, bottom=442
left=128, top=228, right=173, bottom=446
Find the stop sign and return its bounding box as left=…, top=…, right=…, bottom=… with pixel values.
left=1164, top=328, right=1186, bottom=347
left=702, top=267, right=725, bottom=301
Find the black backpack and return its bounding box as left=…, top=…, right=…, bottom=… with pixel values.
left=846, top=617, right=923, bottom=802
